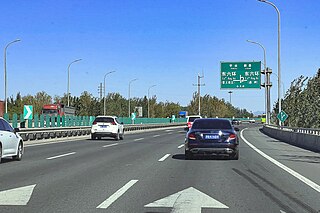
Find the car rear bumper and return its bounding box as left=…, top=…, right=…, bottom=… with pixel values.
left=91, top=132, right=117, bottom=137
left=188, top=147, right=236, bottom=155
left=186, top=143, right=238, bottom=155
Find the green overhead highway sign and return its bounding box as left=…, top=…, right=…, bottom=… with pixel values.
left=23, top=105, right=33, bottom=120
left=277, top=110, right=288, bottom=123
left=220, top=61, right=261, bottom=89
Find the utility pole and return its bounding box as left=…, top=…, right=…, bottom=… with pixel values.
left=98, top=83, right=103, bottom=101
left=193, top=73, right=205, bottom=116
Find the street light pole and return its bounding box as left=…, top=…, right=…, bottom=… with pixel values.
left=193, top=73, right=205, bottom=116
left=228, top=91, right=233, bottom=104
left=258, top=0, right=281, bottom=126
left=67, top=59, right=82, bottom=107
left=246, top=39, right=269, bottom=124
left=148, top=85, right=156, bottom=118
left=4, top=39, right=21, bottom=113
left=128, top=78, right=138, bottom=117
left=103, top=71, right=116, bottom=115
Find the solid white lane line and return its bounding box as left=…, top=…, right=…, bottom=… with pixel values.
left=240, top=129, right=320, bottom=193
left=46, top=152, right=76, bottom=160
left=178, top=144, right=184, bottom=149
left=153, top=135, right=160, bottom=138
left=97, top=180, right=138, bottom=209
left=158, top=154, right=170, bottom=162
left=134, top=138, right=144, bottom=141
left=103, top=143, right=119, bottom=148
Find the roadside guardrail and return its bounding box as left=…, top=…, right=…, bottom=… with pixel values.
left=18, top=123, right=185, bottom=141
left=262, top=124, right=320, bottom=152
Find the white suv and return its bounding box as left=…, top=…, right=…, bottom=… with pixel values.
left=91, top=116, right=124, bottom=140
left=0, top=117, right=24, bottom=163
left=185, top=115, right=202, bottom=131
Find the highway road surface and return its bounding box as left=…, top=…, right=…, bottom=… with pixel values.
left=0, top=124, right=319, bottom=213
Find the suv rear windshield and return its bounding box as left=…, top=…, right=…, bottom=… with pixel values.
left=188, top=117, right=201, bottom=122
left=192, top=119, right=232, bottom=130
left=94, top=117, right=115, bottom=123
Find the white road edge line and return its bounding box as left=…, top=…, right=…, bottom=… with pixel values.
left=134, top=138, right=144, bottom=141
left=103, top=143, right=119, bottom=148
left=240, top=128, right=320, bottom=193
left=153, top=135, right=160, bottom=138
left=46, top=152, right=76, bottom=160
left=158, top=154, right=170, bottom=162
left=97, top=180, right=138, bottom=209
left=178, top=144, right=184, bottom=149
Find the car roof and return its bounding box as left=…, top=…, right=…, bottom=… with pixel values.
left=194, top=118, right=230, bottom=122
left=187, top=115, right=202, bottom=118
left=96, top=116, right=117, bottom=118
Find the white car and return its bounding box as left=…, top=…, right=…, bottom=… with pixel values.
left=0, top=117, right=24, bottom=163
left=91, top=116, right=124, bottom=140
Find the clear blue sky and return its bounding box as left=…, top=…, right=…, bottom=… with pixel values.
left=0, top=0, right=319, bottom=113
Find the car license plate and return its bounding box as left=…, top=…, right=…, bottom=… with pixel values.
left=204, top=134, right=219, bottom=140
left=100, top=125, right=108, bottom=128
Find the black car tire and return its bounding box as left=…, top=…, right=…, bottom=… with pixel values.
left=12, top=142, right=23, bottom=161
left=120, top=132, right=124, bottom=140
left=185, top=151, right=193, bottom=160
left=231, top=150, right=239, bottom=160
left=115, top=131, right=120, bottom=141
left=0, top=145, right=2, bottom=164
left=91, top=134, right=96, bottom=140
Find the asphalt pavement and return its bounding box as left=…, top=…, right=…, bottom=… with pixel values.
left=0, top=124, right=319, bottom=213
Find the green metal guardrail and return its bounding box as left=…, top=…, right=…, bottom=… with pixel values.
left=2, top=113, right=187, bottom=128
left=2, top=113, right=261, bottom=128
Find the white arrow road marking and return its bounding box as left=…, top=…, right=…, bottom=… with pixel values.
left=158, top=154, right=170, bottom=162
left=241, top=129, right=320, bottom=193
left=97, top=180, right=138, bottom=209
left=46, top=152, right=76, bottom=160
left=153, top=135, right=160, bottom=138
left=178, top=144, right=184, bottom=149
left=0, top=184, right=36, bottom=205
left=167, top=132, right=173, bottom=135
left=144, top=187, right=228, bottom=212
left=24, top=106, right=32, bottom=119
left=134, top=138, right=144, bottom=141
left=103, top=143, right=119, bottom=148
left=280, top=210, right=287, bottom=213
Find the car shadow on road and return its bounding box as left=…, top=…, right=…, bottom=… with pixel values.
left=85, top=138, right=116, bottom=142
left=172, top=154, right=232, bottom=161
left=0, top=158, right=15, bottom=164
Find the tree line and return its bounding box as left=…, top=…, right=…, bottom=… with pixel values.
left=272, top=68, right=320, bottom=128
left=6, top=91, right=253, bottom=118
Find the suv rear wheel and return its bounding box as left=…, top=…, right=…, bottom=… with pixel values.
left=91, top=134, right=96, bottom=140
left=185, top=150, right=193, bottom=160
left=115, top=131, right=120, bottom=141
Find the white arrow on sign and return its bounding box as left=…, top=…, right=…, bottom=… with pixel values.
left=0, top=184, right=36, bottom=205
left=24, top=106, right=32, bottom=119
left=144, top=187, right=228, bottom=213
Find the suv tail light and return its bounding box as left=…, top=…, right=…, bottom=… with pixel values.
left=111, top=121, right=116, bottom=125
left=92, top=121, right=97, bottom=125
left=188, top=133, right=196, bottom=140
left=187, top=122, right=192, bottom=128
